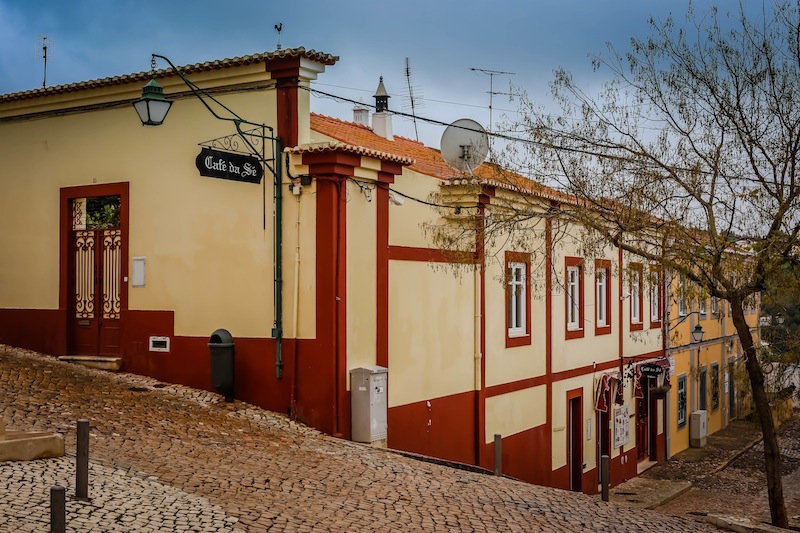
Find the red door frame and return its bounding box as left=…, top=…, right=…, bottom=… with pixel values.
left=567, top=388, right=583, bottom=492
left=60, top=182, right=130, bottom=355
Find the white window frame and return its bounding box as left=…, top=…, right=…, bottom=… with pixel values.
left=711, top=296, right=718, bottom=315
left=596, top=267, right=608, bottom=327
left=631, top=268, right=642, bottom=324
left=650, top=273, right=661, bottom=323
left=567, top=265, right=581, bottom=330
left=677, top=376, right=687, bottom=427
left=678, top=276, right=688, bottom=316
left=508, top=262, right=526, bottom=337
left=699, top=295, right=707, bottom=316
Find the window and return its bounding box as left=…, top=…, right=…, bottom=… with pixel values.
left=505, top=252, right=531, bottom=348
left=699, top=294, right=707, bottom=317
left=649, top=267, right=663, bottom=329
left=699, top=366, right=708, bottom=411
left=678, top=275, right=688, bottom=316
left=711, top=296, right=719, bottom=316
left=565, top=257, right=584, bottom=339
left=677, top=375, right=687, bottom=427
left=711, top=363, right=720, bottom=411
left=630, top=263, right=643, bottom=330
left=595, top=259, right=611, bottom=335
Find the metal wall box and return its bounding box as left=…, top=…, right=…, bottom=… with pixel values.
left=350, top=366, right=388, bottom=443
left=690, top=410, right=708, bottom=448
left=148, top=336, right=170, bottom=352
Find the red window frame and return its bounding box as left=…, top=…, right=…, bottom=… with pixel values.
left=595, top=259, right=612, bottom=336
left=505, top=251, right=532, bottom=348
left=565, top=256, right=585, bottom=340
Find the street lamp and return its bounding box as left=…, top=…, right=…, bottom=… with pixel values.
left=691, top=324, right=705, bottom=343
left=133, top=78, right=172, bottom=126
left=131, top=53, right=285, bottom=380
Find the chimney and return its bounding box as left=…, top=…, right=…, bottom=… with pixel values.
left=353, top=102, right=370, bottom=126
left=372, top=76, right=393, bottom=140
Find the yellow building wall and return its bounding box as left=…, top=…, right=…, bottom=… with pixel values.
left=666, top=271, right=761, bottom=456
left=345, top=180, right=378, bottom=378
left=388, top=170, right=442, bottom=249
left=281, top=168, right=318, bottom=340
left=484, top=386, right=547, bottom=444
left=0, top=70, right=289, bottom=338
left=550, top=375, right=636, bottom=472
left=483, top=229, right=548, bottom=387
left=387, top=261, right=475, bottom=408
left=549, top=233, right=622, bottom=374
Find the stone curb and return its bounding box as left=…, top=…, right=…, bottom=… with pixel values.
left=704, top=514, right=789, bottom=533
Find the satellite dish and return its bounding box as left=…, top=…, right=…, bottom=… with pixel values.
left=440, top=118, right=489, bottom=174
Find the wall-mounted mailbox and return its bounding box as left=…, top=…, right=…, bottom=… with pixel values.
left=350, top=366, right=388, bottom=443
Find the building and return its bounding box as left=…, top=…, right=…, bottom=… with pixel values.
left=665, top=278, right=760, bottom=456
left=0, top=48, right=753, bottom=494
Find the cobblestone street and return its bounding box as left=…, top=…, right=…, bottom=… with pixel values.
left=0, top=346, right=717, bottom=532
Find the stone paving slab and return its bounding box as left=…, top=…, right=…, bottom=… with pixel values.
left=0, top=345, right=719, bottom=532
left=607, top=477, right=693, bottom=509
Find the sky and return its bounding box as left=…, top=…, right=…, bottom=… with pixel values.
left=0, top=0, right=759, bottom=148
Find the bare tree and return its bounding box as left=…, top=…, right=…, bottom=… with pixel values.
left=478, top=2, right=800, bottom=526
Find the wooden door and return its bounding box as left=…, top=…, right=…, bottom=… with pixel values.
left=635, top=377, right=649, bottom=460
left=68, top=197, right=123, bottom=356
left=568, top=396, right=583, bottom=492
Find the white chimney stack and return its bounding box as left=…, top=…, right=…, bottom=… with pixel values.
left=372, top=76, right=393, bottom=141
left=353, top=103, right=369, bottom=126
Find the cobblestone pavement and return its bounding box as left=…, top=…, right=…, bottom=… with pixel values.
left=651, top=411, right=800, bottom=528
left=0, top=346, right=718, bottom=532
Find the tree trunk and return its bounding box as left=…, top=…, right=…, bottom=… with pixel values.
left=730, top=302, right=788, bottom=527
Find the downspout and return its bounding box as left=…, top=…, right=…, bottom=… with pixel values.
left=291, top=192, right=301, bottom=413
left=473, top=265, right=481, bottom=391
left=284, top=152, right=302, bottom=416
left=274, top=137, right=284, bottom=378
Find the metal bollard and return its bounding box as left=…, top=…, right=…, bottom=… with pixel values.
left=494, top=434, right=502, bottom=476
left=601, top=454, right=610, bottom=502
left=50, top=485, right=66, bottom=533
left=76, top=419, right=89, bottom=500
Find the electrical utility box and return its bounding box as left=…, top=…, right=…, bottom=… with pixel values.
left=690, top=410, right=708, bottom=448
left=350, top=366, right=388, bottom=444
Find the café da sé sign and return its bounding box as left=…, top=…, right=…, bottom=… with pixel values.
left=195, top=148, right=263, bottom=184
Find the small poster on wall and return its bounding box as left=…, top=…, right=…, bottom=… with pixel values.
left=614, top=405, right=630, bottom=448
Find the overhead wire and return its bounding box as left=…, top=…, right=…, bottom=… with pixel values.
left=301, top=85, right=800, bottom=190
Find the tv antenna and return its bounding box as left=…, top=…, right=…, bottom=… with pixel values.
left=403, top=57, right=424, bottom=141
left=469, top=67, right=515, bottom=133
left=36, top=35, right=53, bottom=88
left=440, top=118, right=489, bottom=176
left=275, top=23, right=283, bottom=50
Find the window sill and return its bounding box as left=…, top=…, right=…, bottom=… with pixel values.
left=565, top=327, right=584, bottom=340
left=506, top=333, right=531, bottom=348
left=595, top=325, right=611, bottom=336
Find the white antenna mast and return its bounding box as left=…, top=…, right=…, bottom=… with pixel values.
left=403, top=57, right=423, bottom=141
left=469, top=67, right=514, bottom=133
left=274, top=23, right=283, bottom=50
left=36, top=35, right=53, bottom=88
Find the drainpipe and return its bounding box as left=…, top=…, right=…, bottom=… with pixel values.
left=273, top=137, right=284, bottom=379
left=291, top=191, right=301, bottom=415
left=473, top=265, right=481, bottom=391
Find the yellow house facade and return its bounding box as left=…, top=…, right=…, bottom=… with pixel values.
left=0, top=48, right=758, bottom=495
left=665, top=276, right=760, bottom=456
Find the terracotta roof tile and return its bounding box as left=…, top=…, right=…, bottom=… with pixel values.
left=1, top=48, right=338, bottom=103
left=285, top=140, right=414, bottom=165
left=309, top=113, right=574, bottom=203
